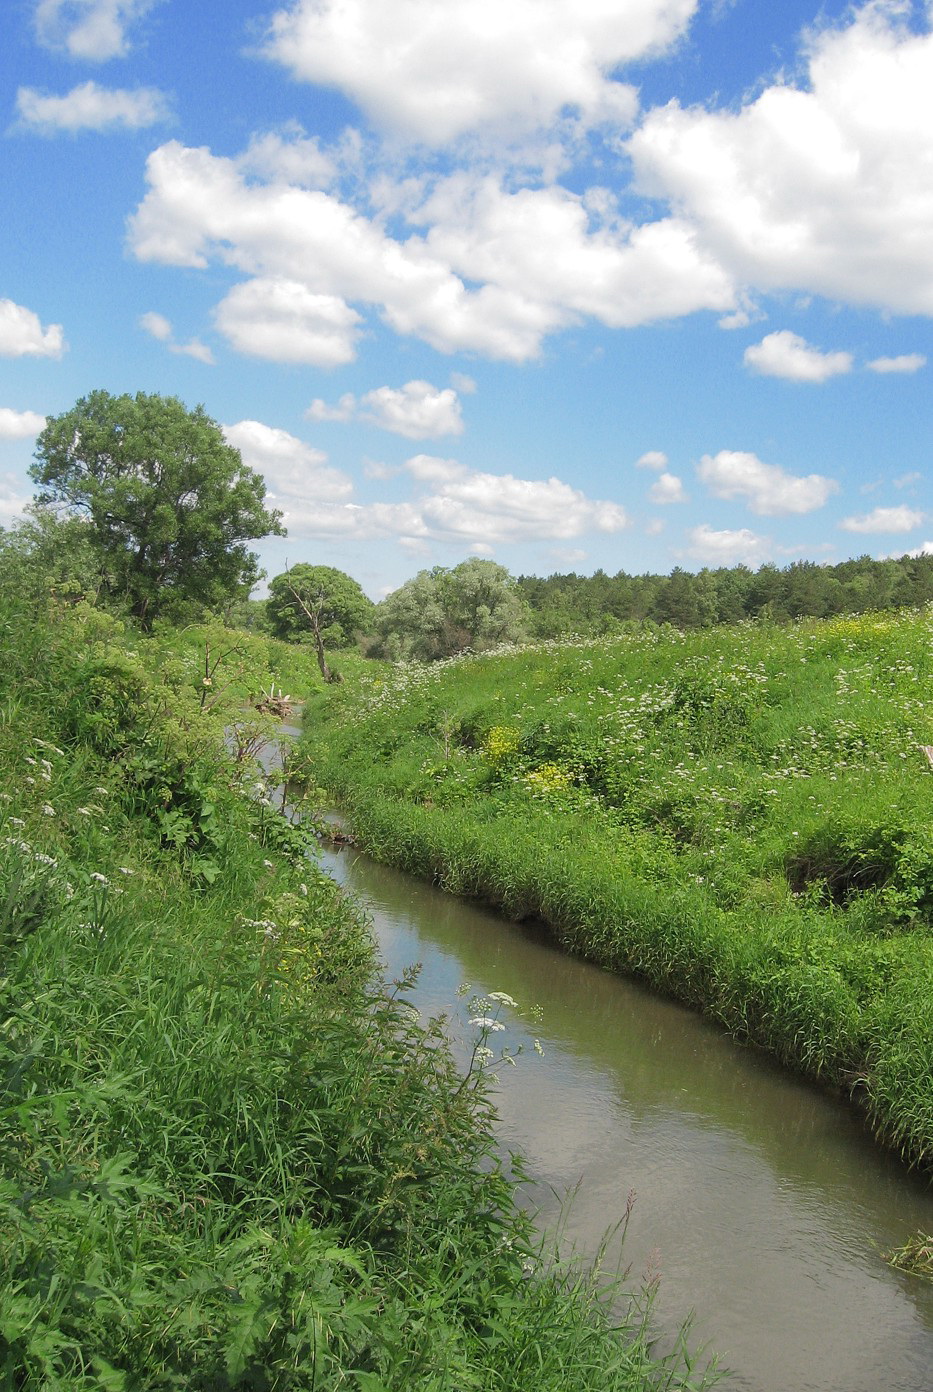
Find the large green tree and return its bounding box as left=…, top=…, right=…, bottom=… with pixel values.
left=30, top=390, right=284, bottom=627
left=376, top=559, right=528, bottom=661
left=267, top=563, right=374, bottom=681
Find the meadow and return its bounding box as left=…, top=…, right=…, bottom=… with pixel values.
left=295, top=609, right=933, bottom=1174
left=0, top=591, right=714, bottom=1389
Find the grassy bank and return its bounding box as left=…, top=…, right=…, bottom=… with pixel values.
left=0, top=594, right=713, bottom=1389
left=295, top=610, right=933, bottom=1170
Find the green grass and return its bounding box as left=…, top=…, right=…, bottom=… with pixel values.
left=0, top=593, right=714, bottom=1390
left=295, top=611, right=933, bottom=1170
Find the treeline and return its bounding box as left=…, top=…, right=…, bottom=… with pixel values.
left=517, top=553, right=933, bottom=636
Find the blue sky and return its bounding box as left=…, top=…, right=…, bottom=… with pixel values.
left=2, top=0, right=932, bottom=598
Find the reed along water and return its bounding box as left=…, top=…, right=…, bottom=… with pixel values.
left=315, top=838, right=933, bottom=1392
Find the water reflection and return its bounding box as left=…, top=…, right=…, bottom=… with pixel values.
left=317, top=842, right=933, bottom=1392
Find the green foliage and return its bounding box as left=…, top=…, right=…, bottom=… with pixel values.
left=267, top=563, right=374, bottom=646
left=30, top=390, right=284, bottom=627
left=0, top=506, right=105, bottom=608
left=297, top=610, right=933, bottom=1168
left=0, top=580, right=711, bottom=1389
left=375, top=558, right=529, bottom=660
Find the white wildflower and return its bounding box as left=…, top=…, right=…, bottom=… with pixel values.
left=487, top=991, right=517, bottom=1008
left=41, top=804, right=55, bottom=817
left=263, top=859, right=274, bottom=869
left=118, top=866, right=134, bottom=876
left=469, top=1016, right=505, bottom=1032
left=9, top=817, right=24, bottom=828
left=90, top=872, right=110, bottom=886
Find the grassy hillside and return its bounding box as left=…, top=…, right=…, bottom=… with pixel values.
left=296, top=609, right=933, bottom=1169
left=0, top=593, right=713, bottom=1389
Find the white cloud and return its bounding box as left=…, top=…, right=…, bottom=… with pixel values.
left=635, top=449, right=668, bottom=470
left=398, top=456, right=629, bottom=545
left=867, top=352, right=926, bottom=374
left=261, top=0, right=697, bottom=144
left=697, top=449, right=839, bottom=516
left=649, top=471, right=688, bottom=504
left=687, top=524, right=773, bottom=566
left=222, top=421, right=353, bottom=537
left=743, top=330, right=853, bottom=383
left=139, top=310, right=171, bottom=341
left=450, top=372, right=477, bottom=395
left=16, top=82, right=170, bottom=133
left=127, top=140, right=736, bottom=363
left=213, top=278, right=362, bottom=366
left=238, top=127, right=338, bottom=188
left=262, top=444, right=629, bottom=547
left=307, top=380, right=465, bottom=439
left=139, top=311, right=214, bottom=363
left=898, top=540, right=933, bottom=557
left=306, top=394, right=356, bottom=424
left=894, top=471, right=921, bottom=489
left=0, top=475, right=32, bottom=526
left=174, top=338, right=214, bottom=364
left=629, top=4, right=933, bottom=317
left=0, top=299, right=65, bottom=358
left=840, top=505, right=924, bottom=534
left=34, top=0, right=157, bottom=61
left=0, top=408, right=46, bottom=439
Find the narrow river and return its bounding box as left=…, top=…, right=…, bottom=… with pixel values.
left=312, top=837, right=933, bottom=1392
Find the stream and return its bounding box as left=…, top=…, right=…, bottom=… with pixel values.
left=270, top=728, right=933, bottom=1391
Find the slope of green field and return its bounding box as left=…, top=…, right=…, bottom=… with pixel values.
left=296, top=610, right=933, bottom=1169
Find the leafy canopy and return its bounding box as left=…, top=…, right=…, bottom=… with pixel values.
left=267, top=564, right=375, bottom=647
left=30, top=389, right=284, bottom=626
left=375, top=558, right=528, bottom=660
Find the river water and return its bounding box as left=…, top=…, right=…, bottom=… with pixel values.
left=312, top=839, right=933, bottom=1392
left=264, top=725, right=933, bottom=1391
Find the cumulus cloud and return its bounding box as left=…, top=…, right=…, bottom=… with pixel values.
left=213, top=279, right=362, bottom=366
left=251, top=436, right=629, bottom=547
left=222, top=420, right=353, bottom=536
left=0, top=299, right=65, bottom=358
left=628, top=3, right=933, bottom=317
left=260, top=0, right=698, bottom=144
left=867, top=353, right=926, bottom=374
left=127, top=140, right=736, bottom=363
left=649, top=471, right=688, bottom=504
left=139, top=310, right=214, bottom=363
left=0, top=408, right=46, bottom=439
left=396, top=455, right=629, bottom=545
left=697, top=449, right=838, bottom=516
left=744, top=330, right=853, bottom=383
left=0, top=475, right=32, bottom=526
left=840, top=505, right=924, bottom=534
left=34, top=0, right=157, bottom=61
left=16, top=82, right=170, bottom=133
left=635, top=449, right=668, bottom=470
left=307, top=380, right=465, bottom=439
left=686, top=523, right=773, bottom=566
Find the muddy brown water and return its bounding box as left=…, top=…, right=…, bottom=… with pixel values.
left=267, top=732, right=933, bottom=1390
left=314, top=841, right=933, bottom=1392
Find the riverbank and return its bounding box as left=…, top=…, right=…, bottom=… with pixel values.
left=0, top=595, right=714, bottom=1389
left=294, top=611, right=933, bottom=1171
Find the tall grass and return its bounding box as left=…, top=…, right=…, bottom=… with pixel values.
left=0, top=594, right=714, bottom=1389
